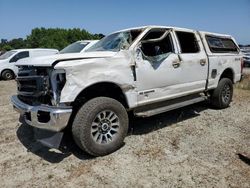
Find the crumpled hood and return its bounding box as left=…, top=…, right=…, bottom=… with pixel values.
left=15, top=51, right=117, bottom=67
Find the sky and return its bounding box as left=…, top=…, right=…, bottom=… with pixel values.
left=0, top=0, right=249, bottom=44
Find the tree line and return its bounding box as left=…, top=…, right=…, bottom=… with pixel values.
left=1, top=28, right=249, bottom=52
left=0, top=28, right=104, bottom=51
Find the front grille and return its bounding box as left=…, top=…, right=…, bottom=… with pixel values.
left=16, top=66, right=52, bottom=105
left=18, top=66, right=50, bottom=76
left=17, top=76, right=49, bottom=97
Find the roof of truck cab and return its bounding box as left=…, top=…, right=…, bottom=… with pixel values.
left=115, top=25, right=232, bottom=38
left=10, top=48, right=58, bottom=52
left=115, top=25, right=194, bottom=33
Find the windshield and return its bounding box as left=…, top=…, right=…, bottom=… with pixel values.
left=0, top=51, right=17, bottom=60
left=86, top=29, right=143, bottom=52
left=60, top=41, right=89, bottom=53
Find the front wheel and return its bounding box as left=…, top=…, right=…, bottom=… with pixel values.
left=211, top=78, right=233, bottom=109
left=72, top=97, right=128, bottom=156
left=1, top=70, right=14, bottom=80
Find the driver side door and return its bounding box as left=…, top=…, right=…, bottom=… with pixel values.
left=135, top=29, right=190, bottom=106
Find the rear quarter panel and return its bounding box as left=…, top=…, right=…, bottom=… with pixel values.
left=207, top=55, right=241, bottom=89
left=199, top=31, right=242, bottom=89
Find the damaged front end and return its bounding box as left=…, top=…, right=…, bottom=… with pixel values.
left=11, top=66, right=72, bottom=132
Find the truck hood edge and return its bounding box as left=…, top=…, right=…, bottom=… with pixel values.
left=15, top=51, right=116, bottom=67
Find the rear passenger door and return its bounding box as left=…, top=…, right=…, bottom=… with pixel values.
left=173, top=30, right=208, bottom=93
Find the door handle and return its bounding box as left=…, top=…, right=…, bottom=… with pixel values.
left=172, top=61, right=180, bottom=68
left=200, top=59, right=206, bottom=66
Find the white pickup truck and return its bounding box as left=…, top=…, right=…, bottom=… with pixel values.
left=11, top=26, right=243, bottom=156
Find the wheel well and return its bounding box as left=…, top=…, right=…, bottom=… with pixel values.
left=73, top=82, right=129, bottom=109
left=220, top=68, right=234, bottom=83
left=1, top=69, right=15, bottom=77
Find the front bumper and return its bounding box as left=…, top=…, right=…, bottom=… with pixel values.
left=11, top=95, right=72, bottom=132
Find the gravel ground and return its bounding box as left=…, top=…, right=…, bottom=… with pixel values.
left=243, top=67, right=250, bottom=75
left=0, top=77, right=249, bottom=187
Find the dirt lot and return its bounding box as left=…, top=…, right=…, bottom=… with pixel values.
left=0, top=75, right=249, bottom=187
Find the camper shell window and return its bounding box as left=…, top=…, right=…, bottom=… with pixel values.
left=206, top=35, right=239, bottom=53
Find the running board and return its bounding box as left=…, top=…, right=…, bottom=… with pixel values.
left=134, top=96, right=207, bottom=117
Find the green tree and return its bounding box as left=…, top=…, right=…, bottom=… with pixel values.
left=1, top=44, right=13, bottom=51
left=25, top=27, right=102, bottom=50
left=0, top=27, right=104, bottom=51
left=8, top=38, right=26, bottom=49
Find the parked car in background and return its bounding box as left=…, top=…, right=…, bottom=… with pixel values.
left=240, top=47, right=250, bottom=67
left=60, top=40, right=99, bottom=54
left=243, top=54, right=250, bottom=67
left=12, top=26, right=242, bottom=156
left=0, top=48, right=58, bottom=80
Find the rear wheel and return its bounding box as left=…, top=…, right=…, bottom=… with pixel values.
left=211, top=78, right=233, bottom=109
left=1, top=70, right=14, bottom=80
left=72, top=97, right=128, bottom=156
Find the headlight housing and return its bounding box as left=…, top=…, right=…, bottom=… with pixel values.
left=50, top=69, right=66, bottom=105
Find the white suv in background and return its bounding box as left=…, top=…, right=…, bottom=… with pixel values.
left=60, top=40, right=99, bottom=54
left=0, top=48, right=58, bottom=80
left=240, top=47, right=250, bottom=67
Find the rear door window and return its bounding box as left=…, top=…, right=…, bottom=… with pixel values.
left=175, top=31, right=200, bottom=53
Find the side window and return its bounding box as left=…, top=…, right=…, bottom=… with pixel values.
left=206, top=35, right=238, bottom=53
left=176, top=31, right=199, bottom=53
left=10, top=51, right=29, bottom=63
left=140, top=29, right=174, bottom=57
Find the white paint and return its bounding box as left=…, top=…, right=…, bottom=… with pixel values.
left=14, top=26, right=242, bottom=110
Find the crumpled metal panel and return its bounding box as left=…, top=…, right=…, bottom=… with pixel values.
left=54, top=50, right=138, bottom=108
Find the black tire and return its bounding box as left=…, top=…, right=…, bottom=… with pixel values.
left=1, top=70, right=14, bottom=80
left=72, top=97, right=128, bottom=156
left=211, top=78, right=233, bottom=109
